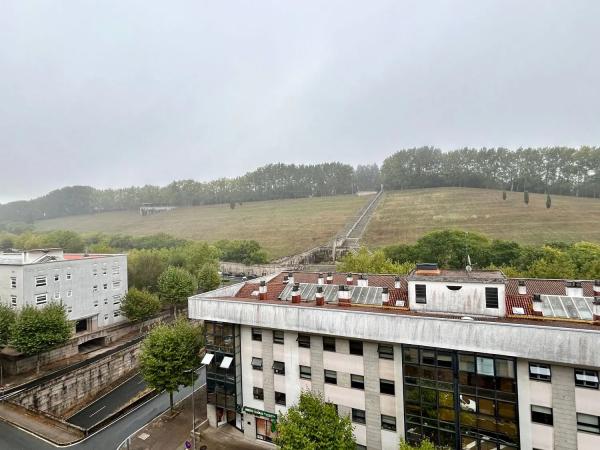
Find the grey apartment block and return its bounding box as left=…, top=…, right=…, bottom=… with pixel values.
left=364, top=342, right=382, bottom=449
left=552, top=365, right=577, bottom=450
left=310, top=335, right=324, bottom=395
left=261, top=329, right=275, bottom=412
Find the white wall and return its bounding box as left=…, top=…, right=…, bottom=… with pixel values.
left=531, top=424, right=554, bottom=449
left=240, top=325, right=264, bottom=410
left=576, top=387, right=600, bottom=415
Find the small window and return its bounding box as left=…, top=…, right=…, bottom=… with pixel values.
left=381, top=414, right=397, bottom=431
left=351, top=374, right=364, bottom=390
left=103, top=283, right=108, bottom=290
left=10, top=295, right=17, bottom=307
left=112, top=280, right=121, bottom=289
left=352, top=408, right=366, bottom=424
left=253, top=387, right=264, bottom=400
left=35, top=275, right=47, bottom=287
left=113, top=295, right=121, bottom=305
left=275, top=391, right=286, bottom=406
left=104, top=298, right=108, bottom=304
left=477, top=357, right=495, bottom=376
left=297, top=334, right=310, bottom=348
left=273, top=361, right=285, bottom=375
left=415, top=284, right=427, bottom=303
left=577, top=413, right=600, bottom=434
left=446, top=285, right=462, bottom=291
left=324, top=370, right=337, bottom=384
left=104, top=314, right=109, bottom=321
left=10, top=277, right=17, bottom=288
left=53, top=274, right=59, bottom=282
left=35, top=294, right=47, bottom=305
left=529, top=363, right=551, bottom=382
left=66, top=306, right=73, bottom=313
left=252, top=328, right=262, bottom=341
left=113, top=310, right=121, bottom=317
left=575, top=369, right=599, bottom=389
left=67, top=289, right=72, bottom=297
left=53, top=292, right=60, bottom=300
left=485, top=287, right=499, bottom=309
left=66, top=273, right=72, bottom=280
left=112, top=267, right=120, bottom=275
left=380, top=379, right=395, bottom=395
left=323, top=337, right=336, bottom=352
left=273, top=330, right=284, bottom=345
left=93, top=285, right=98, bottom=292
left=251, top=357, right=263, bottom=371
left=93, top=299, right=99, bottom=307
left=531, top=405, right=553, bottom=425
left=299, top=365, right=311, bottom=380
left=378, top=344, right=394, bottom=360
left=349, top=340, right=363, bottom=356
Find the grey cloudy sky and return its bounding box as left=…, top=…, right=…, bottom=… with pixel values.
left=1, top=0, right=599, bottom=203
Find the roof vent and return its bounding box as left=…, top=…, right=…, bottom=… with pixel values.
left=518, top=280, right=527, bottom=295
left=415, top=263, right=441, bottom=276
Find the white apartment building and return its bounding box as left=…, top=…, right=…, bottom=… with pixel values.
left=189, top=266, right=600, bottom=450
left=0, top=248, right=128, bottom=333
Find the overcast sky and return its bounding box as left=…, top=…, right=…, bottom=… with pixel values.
left=1, top=1, right=599, bottom=203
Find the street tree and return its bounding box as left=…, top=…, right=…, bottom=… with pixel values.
left=0, top=304, right=16, bottom=346
left=11, top=303, right=71, bottom=374
left=197, top=263, right=221, bottom=293
left=157, top=266, right=198, bottom=318
left=139, top=319, right=203, bottom=412
left=275, top=390, right=355, bottom=450
left=121, top=288, right=161, bottom=331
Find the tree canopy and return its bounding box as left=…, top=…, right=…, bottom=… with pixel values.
left=337, top=248, right=414, bottom=275
left=157, top=266, right=198, bottom=317
left=0, top=304, right=16, bottom=346
left=275, top=390, right=355, bottom=450
left=121, top=288, right=161, bottom=328
left=197, top=263, right=221, bottom=293
left=139, top=319, right=203, bottom=412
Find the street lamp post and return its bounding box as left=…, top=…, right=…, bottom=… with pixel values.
left=184, top=368, right=196, bottom=450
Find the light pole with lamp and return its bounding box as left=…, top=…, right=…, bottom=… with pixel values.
left=184, top=367, right=198, bottom=450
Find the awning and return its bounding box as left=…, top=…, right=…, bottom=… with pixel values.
left=201, top=353, right=214, bottom=365
left=220, top=356, right=233, bottom=369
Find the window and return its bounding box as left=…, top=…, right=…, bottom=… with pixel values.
left=251, top=357, right=263, bottom=371
left=378, top=344, right=394, bottom=360
left=531, top=405, right=553, bottom=425
left=53, top=274, right=59, bottom=282
left=349, top=340, right=363, bottom=356
left=351, top=374, right=364, bottom=390
left=92, top=267, right=98, bottom=276
left=323, top=337, right=336, bottom=352
left=352, top=408, right=366, bottom=424
left=104, top=298, right=108, bottom=304
left=577, top=413, right=600, bottom=434
left=415, top=284, right=427, bottom=303
left=485, top=287, right=499, bottom=309
left=10, top=295, right=17, bottom=307
left=112, top=280, right=121, bottom=289
left=325, top=370, right=337, bottom=384
left=273, top=330, right=284, bottom=344
left=300, top=365, right=311, bottom=380
left=529, top=363, right=551, bottom=382
left=112, top=267, right=120, bottom=275
left=575, top=369, right=599, bottom=389
left=113, top=295, right=121, bottom=305
left=256, top=418, right=274, bottom=443
left=66, top=273, right=72, bottom=280
left=10, top=277, right=17, bottom=288
left=102, top=267, right=107, bottom=275
left=93, top=299, right=99, bottom=307
left=66, top=306, right=72, bottom=313
left=381, top=414, right=397, bottom=431
left=275, top=391, right=286, bottom=406
left=53, top=291, right=60, bottom=300
left=35, top=294, right=47, bottom=305
left=67, top=289, right=72, bottom=297
left=113, top=310, right=121, bottom=317
left=35, top=275, right=47, bottom=287
left=104, top=314, right=109, bottom=321
left=273, top=361, right=285, bottom=375
left=298, top=334, right=310, bottom=348
left=103, top=283, right=108, bottom=290
left=252, top=328, right=262, bottom=341
left=93, top=285, right=98, bottom=292
left=253, top=387, right=264, bottom=400
left=380, top=379, right=395, bottom=395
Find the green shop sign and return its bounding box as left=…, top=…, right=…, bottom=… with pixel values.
left=243, top=406, right=277, bottom=421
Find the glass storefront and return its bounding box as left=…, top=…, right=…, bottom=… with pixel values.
left=256, top=417, right=275, bottom=442
left=403, top=345, right=519, bottom=450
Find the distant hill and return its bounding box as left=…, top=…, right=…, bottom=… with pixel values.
left=363, top=188, right=600, bottom=247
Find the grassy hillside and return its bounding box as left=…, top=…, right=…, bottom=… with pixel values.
left=363, top=188, right=600, bottom=247
left=35, top=195, right=372, bottom=259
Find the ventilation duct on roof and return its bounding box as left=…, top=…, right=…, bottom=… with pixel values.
left=518, top=280, right=527, bottom=295
left=566, top=281, right=583, bottom=297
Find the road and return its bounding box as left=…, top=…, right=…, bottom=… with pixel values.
left=67, top=373, right=147, bottom=428
left=0, top=367, right=206, bottom=450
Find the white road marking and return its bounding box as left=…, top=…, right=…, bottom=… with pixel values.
left=89, top=405, right=106, bottom=418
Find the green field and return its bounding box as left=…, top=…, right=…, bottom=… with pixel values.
left=363, top=187, right=600, bottom=247
left=35, top=195, right=372, bottom=259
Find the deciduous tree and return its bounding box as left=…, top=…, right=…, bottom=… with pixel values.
left=157, top=266, right=198, bottom=318
left=121, top=288, right=161, bottom=331
left=197, top=263, right=221, bottom=293
left=0, top=304, right=16, bottom=346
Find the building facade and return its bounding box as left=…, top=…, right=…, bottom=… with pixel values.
left=189, top=268, right=600, bottom=450
left=0, top=248, right=128, bottom=332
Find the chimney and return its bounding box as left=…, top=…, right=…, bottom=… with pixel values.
left=594, top=280, right=600, bottom=296
left=532, top=294, right=543, bottom=316
left=518, top=280, right=527, bottom=295
left=317, top=273, right=325, bottom=285
left=291, top=283, right=301, bottom=303
left=394, top=276, right=401, bottom=289
left=316, top=286, right=325, bottom=306
left=381, top=287, right=389, bottom=305
left=358, top=274, right=368, bottom=287
left=261, top=271, right=267, bottom=277
left=326, top=272, right=333, bottom=284
left=346, top=273, right=353, bottom=285
left=288, top=272, right=294, bottom=285
left=593, top=297, right=600, bottom=324
left=338, top=285, right=351, bottom=306
left=566, top=281, right=583, bottom=297
left=283, top=275, right=289, bottom=285
left=259, top=280, right=267, bottom=301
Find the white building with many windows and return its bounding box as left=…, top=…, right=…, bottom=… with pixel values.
left=189, top=266, right=600, bottom=450
left=0, top=248, right=128, bottom=333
